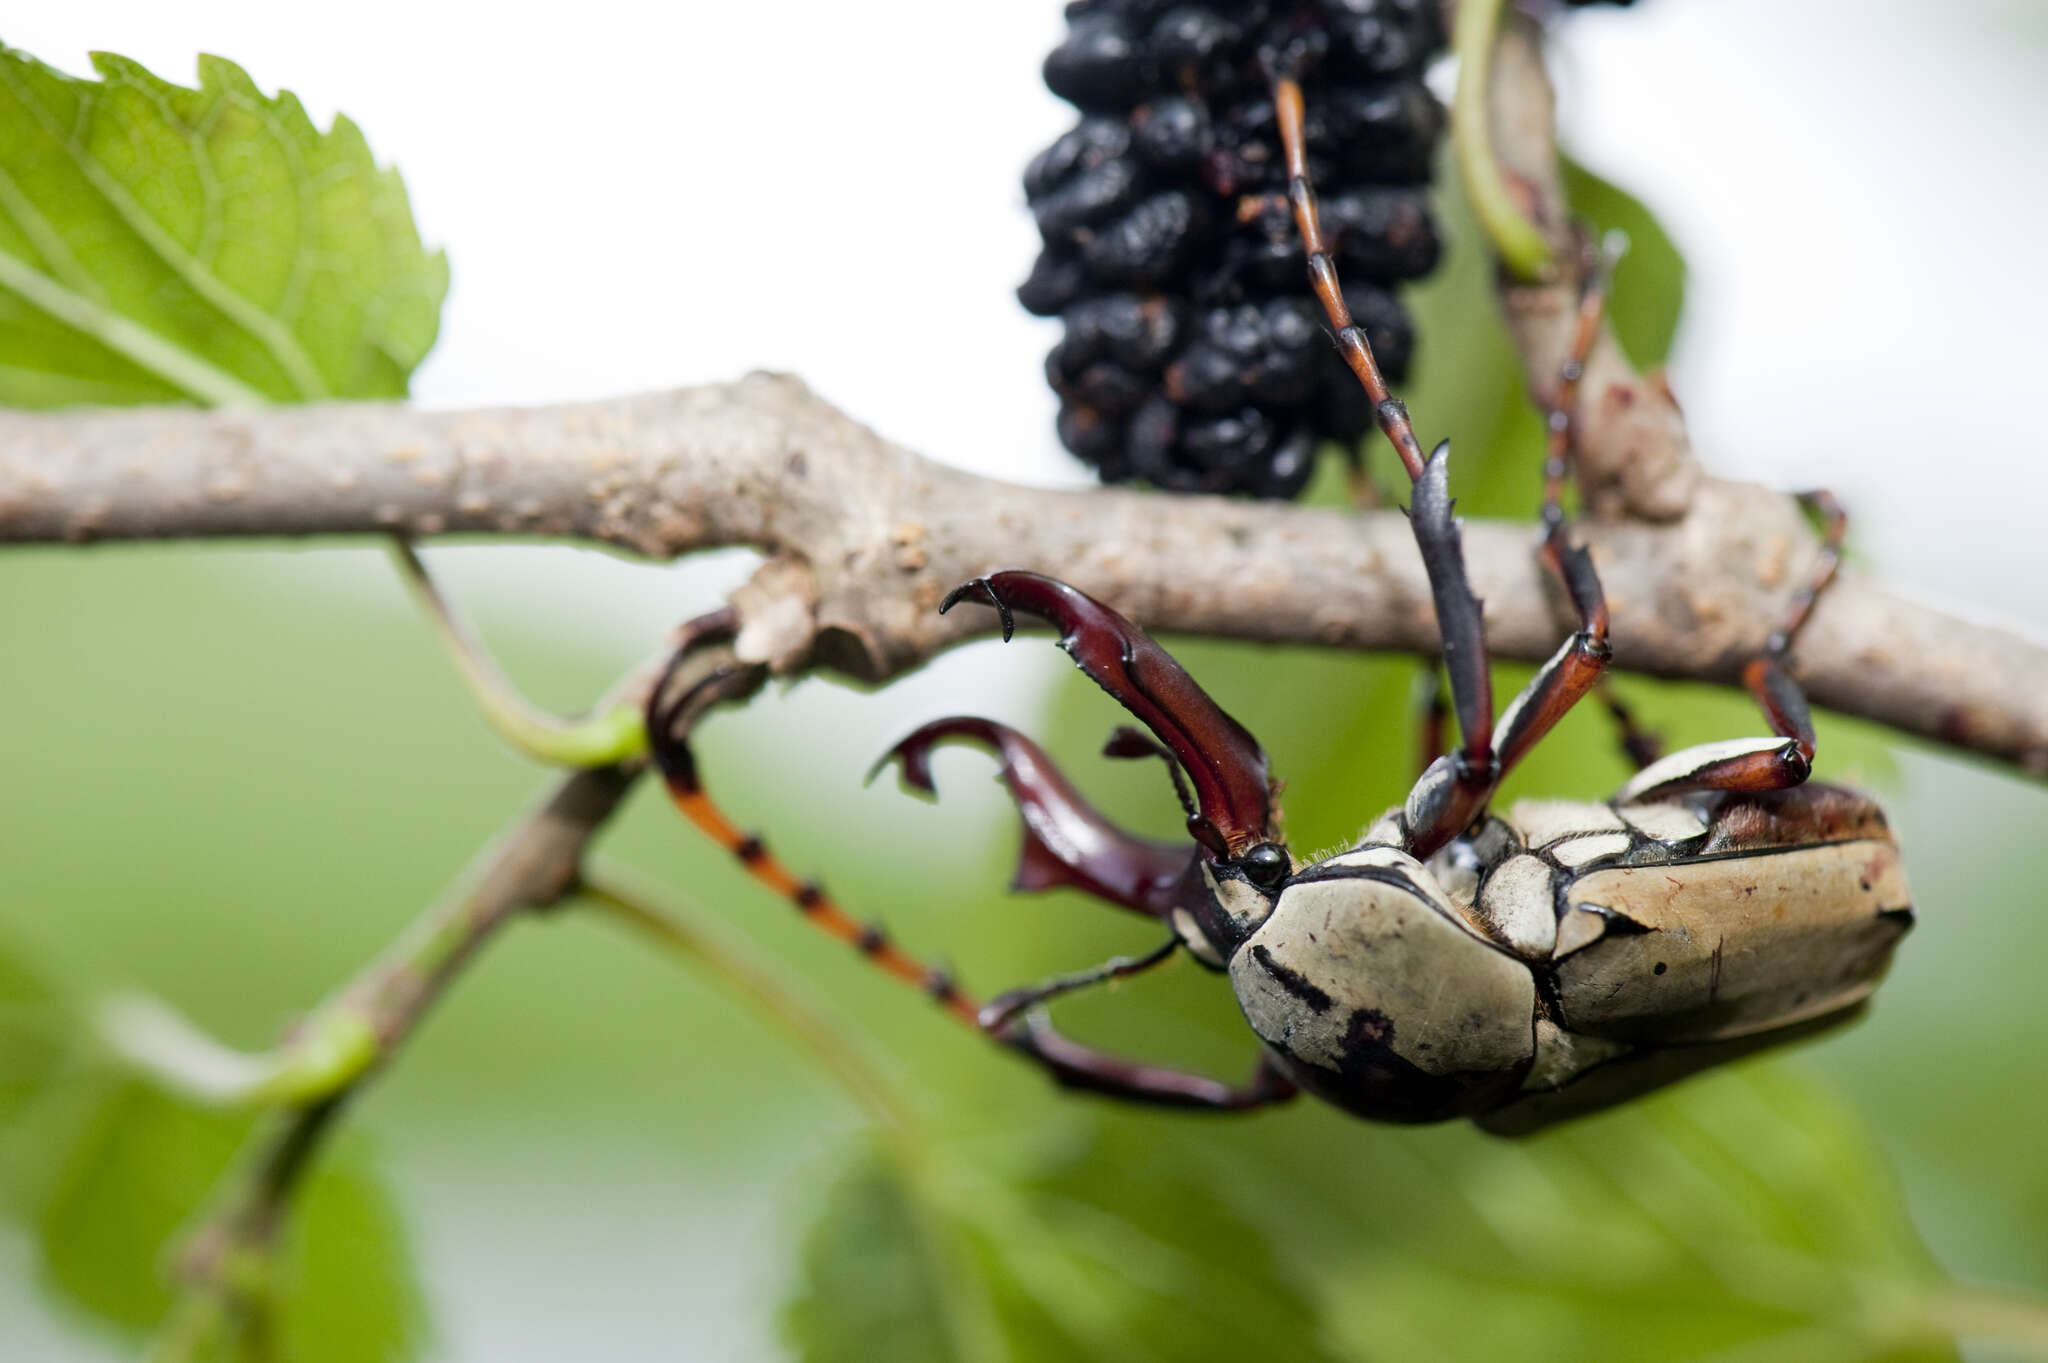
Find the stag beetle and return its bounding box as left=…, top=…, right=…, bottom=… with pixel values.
left=642, top=63, right=1911, bottom=1134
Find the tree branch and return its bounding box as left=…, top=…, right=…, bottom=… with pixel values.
left=2, top=378, right=2042, bottom=775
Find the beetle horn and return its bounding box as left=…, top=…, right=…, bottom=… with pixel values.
left=871, top=715, right=1197, bottom=919
left=939, top=572, right=1281, bottom=858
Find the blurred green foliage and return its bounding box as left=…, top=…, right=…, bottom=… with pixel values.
left=1, top=36, right=2045, bottom=1363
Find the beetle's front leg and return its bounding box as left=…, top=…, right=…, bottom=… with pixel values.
left=874, top=716, right=1197, bottom=920
left=999, top=1013, right=1299, bottom=1111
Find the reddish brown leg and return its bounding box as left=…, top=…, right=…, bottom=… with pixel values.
left=979, top=937, right=1180, bottom=1032
left=1413, top=665, right=1447, bottom=780
left=1598, top=684, right=1664, bottom=770
left=1616, top=492, right=1847, bottom=802
left=1276, top=69, right=1513, bottom=860
left=1534, top=232, right=1666, bottom=775
left=1005, top=1017, right=1299, bottom=1111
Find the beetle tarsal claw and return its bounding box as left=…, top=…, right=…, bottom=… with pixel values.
left=939, top=577, right=1014, bottom=641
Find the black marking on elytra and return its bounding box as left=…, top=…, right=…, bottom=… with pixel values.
left=1251, top=945, right=1333, bottom=1013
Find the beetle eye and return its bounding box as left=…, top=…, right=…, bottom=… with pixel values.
left=1239, top=843, right=1290, bottom=890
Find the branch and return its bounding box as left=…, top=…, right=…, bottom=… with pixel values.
left=2, top=378, right=2042, bottom=775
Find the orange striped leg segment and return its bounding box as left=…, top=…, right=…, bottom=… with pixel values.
left=1273, top=75, right=1428, bottom=484
left=660, top=775, right=981, bottom=1027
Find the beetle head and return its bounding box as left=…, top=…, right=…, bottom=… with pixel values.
left=941, top=572, right=1289, bottom=892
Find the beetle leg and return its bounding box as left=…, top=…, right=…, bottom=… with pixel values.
left=1492, top=524, right=1614, bottom=781
left=1597, top=683, right=1665, bottom=770
left=1000, top=1013, right=1299, bottom=1111
left=1615, top=492, right=1847, bottom=802
left=1272, top=70, right=1502, bottom=860
left=873, top=716, right=1197, bottom=920
left=978, top=936, right=1181, bottom=1032
left=647, top=635, right=982, bottom=1028
left=1531, top=232, right=1668, bottom=774
left=1412, top=665, right=1447, bottom=779
left=1101, top=725, right=1198, bottom=821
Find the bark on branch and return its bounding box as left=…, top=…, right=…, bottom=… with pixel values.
left=1, top=375, right=2043, bottom=776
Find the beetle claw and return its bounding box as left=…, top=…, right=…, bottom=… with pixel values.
left=936, top=571, right=1282, bottom=859
left=939, top=577, right=1014, bottom=641
left=875, top=714, right=1196, bottom=920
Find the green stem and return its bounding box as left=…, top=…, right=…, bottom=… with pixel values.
left=1453, top=0, right=1555, bottom=281
left=576, top=867, right=919, bottom=1142
left=388, top=537, right=648, bottom=769
left=96, top=994, right=378, bottom=1107
left=571, top=866, right=1013, bottom=1362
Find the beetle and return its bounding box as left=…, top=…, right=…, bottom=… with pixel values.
left=641, top=55, right=1911, bottom=1134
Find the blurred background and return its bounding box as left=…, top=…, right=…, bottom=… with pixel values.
left=1, top=1, right=2043, bottom=1359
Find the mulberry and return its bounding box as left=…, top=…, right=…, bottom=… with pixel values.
left=1022, top=0, right=1448, bottom=498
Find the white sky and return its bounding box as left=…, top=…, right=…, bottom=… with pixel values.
left=5, top=3, right=2045, bottom=1359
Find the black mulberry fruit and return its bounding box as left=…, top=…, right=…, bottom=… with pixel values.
left=1021, top=0, right=1448, bottom=498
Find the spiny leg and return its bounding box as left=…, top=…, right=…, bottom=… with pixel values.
left=1484, top=237, right=1634, bottom=781
left=979, top=937, right=1180, bottom=1032
left=1274, top=68, right=1507, bottom=859
left=1272, top=75, right=1429, bottom=484
left=1617, top=491, right=1847, bottom=802
left=648, top=659, right=1293, bottom=1110
left=1529, top=234, right=1666, bottom=772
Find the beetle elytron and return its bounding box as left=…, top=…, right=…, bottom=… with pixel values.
left=643, top=58, right=1911, bottom=1135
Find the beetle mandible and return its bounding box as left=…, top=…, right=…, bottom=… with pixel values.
left=641, top=54, right=1911, bottom=1135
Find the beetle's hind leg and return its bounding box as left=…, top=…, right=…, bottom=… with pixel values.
left=1615, top=491, right=1847, bottom=802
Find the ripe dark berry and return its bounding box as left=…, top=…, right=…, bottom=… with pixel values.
left=1022, top=0, right=1448, bottom=497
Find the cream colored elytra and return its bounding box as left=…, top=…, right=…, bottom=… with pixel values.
left=1207, top=784, right=1911, bottom=1134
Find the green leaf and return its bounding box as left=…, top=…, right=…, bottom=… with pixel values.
left=0, top=933, right=67, bottom=1128
left=0, top=934, right=424, bottom=1361
left=786, top=1138, right=1348, bottom=1363
left=0, top=45, right=447, bottom=409
left=784, top=1151, right=984, bottom=1363
left=1558, top=155, right=1688, bottom=370
left=1283, top=1067, right=1958, bottom=1362
left=19, top=1077, right=425, bottom=1362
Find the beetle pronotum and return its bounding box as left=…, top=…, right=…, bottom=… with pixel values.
left=643, top=44, right=1911, bottom=1134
